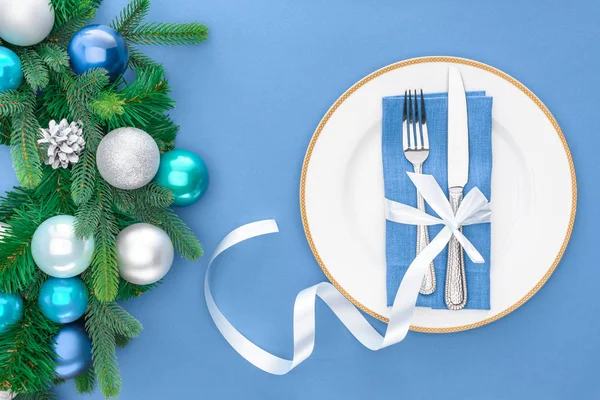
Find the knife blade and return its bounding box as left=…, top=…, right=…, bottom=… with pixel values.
left=445, top=66, right=469, bottom=310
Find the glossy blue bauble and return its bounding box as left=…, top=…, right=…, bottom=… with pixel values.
left=68, top=25, right=129, bottom=81
left=53, top=323, right=93, bottom=379
left=0, top=47, right=23, bottom=93
left=155, top=149, right=210, bottom=207
left=39, top=277, right=88, bottom=324
left=0, top=291, right=23, bottom=334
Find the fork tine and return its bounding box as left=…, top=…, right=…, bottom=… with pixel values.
left=414, top=90, right=422, bottom=150
left=407, top=90, right=415, bottom=150
left=402, top=90, right=408, bottom=151
left=420, top=89, right=429, bottom=150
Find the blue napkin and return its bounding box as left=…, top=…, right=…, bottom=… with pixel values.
left=382, top=92, right=493, bottom=309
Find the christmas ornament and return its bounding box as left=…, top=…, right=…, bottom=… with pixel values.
left=53, top=323, right=93, bottom=379
left=0, top=391, right=14, bottom=400
left=0, top=0, right=55, bottom=46
left=155, top=149, right=210, bottom=206
left=0, top=292, right=23, bottom=334
left=96, top=127, right=160, bottom=190
left=117, top=223, right=174, bottom=285
left=38, top=119, right=85, bottom=169
left=68, top=25, right=129, bottom=81
left=38, top=277, right=88, bottom=324
left=31, top=215, right=95, bottom=278
left=0, top=47, right=23, bottom=93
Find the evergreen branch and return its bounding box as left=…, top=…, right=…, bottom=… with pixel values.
left=48, top=0, right=102, bottom=46
left=85, top=298, right=122, bottom=398
left=115, top=334, right=131, bottom=348
left=51, top=0, right=102, bottom=26
left=125, top=22, right=208, bottom=46
left=13, top=392, right=55, bottom=400
left=106, top=65, right=173, bottom=129
left=1, top=117, right=10, bottom=145
left=90, top=91, right=125, bottom=121
left=141, top=115, right=178, bottom=153
left=0, top=303, right=60, bottom=394
left=74, top=366, right=96, bottom=394
left=117, top=280, right=160, bottom=301
left=18, top=50, right=49, bottom=91
left=113, top=183, right=174, bottom=213
left=90, top=179, right=120, bottom=302
left=0, top=90, right=29, bottom=117
left=137, top=208, right=203, bottom=261
left=35, top=43, right=70, bottom=73
left=34, top=168, right=75, bottom=215
left=93, top=301, right=143, bottom=339
left=111, top=0, right=151, bottom=34
left=127, top=46, right=158, bottom=70
left=9, top=91, right=42, bottom=189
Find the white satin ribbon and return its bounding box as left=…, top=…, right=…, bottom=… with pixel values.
left=204, top=173, right=491, bottom=375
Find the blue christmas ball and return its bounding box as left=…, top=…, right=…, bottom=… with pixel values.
left=0, top=47, right=23, bottom=93
left=0, top=291, right=23, bottom=334
left=39, top=277, right=88, bottom=324
left=155, top=149, right=210, bottom=207
left=68, top=25, right=129, bottom=81
left=53, top=323, right=93, bottom=379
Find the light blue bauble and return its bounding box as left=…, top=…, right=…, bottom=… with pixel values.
left=155, top=149, right=210, bottom=207
left=31, top=215, right=95, bottom=278
left=39, top=277, right=88, bottom=324
left=53, top=323, right=93, bottom=379
left=0, top=291, right=23, bottom=334
left=0, top=47, right=23, bottom=93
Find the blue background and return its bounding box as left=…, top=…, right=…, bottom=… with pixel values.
left=0, top=0, right=597, bottom=398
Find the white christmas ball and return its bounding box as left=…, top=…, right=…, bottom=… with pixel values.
left=116, top=223, right=174, bottom=285
left=96, top=127, right=160, bottom=190
left=0, top=0, right=55, bottom=46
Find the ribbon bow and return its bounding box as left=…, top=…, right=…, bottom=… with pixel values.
left=386, top=172, right=491, bottom=264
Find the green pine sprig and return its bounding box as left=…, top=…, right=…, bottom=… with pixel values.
left=1, top=0, right=208, bottom=397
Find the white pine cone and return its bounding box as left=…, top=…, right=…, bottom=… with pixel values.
left=38, top=119, right=86, bottom=169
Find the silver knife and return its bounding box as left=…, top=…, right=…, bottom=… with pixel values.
left=445, top=66, right=469, bottom=310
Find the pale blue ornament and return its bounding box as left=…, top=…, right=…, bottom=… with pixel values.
left=0, top=291, right=23, bottom=334
left=39, top=277, right=88, bottom=324
left=31, top=215, right=95, bottom=278
left=0, top=47, right=23, bottom=93
left=53, top=323, right=92, bottom=379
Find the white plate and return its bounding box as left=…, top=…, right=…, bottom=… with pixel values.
left=300, top=56, right=576, bottom=332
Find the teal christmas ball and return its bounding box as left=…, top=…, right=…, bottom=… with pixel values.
left=31, top=215, right=95, bottom=278
left=68, top=25, right=129, bottom=81
left=0, top=291, right=23, bottom=334
left=53, top=323, right=93, bottom=379
left=155, top=149, right=209, bottom=207
left=39, top=277, right=89, bottom=324
left=0, top=47, right=23, bottom=93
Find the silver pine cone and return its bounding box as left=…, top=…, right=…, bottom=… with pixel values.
left=38, top=119, right=86, bottom=169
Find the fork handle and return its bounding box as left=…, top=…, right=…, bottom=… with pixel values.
left=445, top=189, right=468, bottom=310
left=414, top=164, right=436, bottom=295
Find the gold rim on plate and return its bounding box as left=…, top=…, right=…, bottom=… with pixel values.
left=299, top=56, right=577, bottom=333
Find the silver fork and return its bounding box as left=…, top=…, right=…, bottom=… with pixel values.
left=402, top=90, right=436, bottom=295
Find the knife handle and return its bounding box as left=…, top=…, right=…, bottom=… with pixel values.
left=445, top=189, right=468, bottom=310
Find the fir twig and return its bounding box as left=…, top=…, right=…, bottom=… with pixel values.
left=0, top=303, right=60, bottom=394
left=111, top=0, right=151, bottom=34
left=74, top=366, right=96, bottom=394
left=9, top=91, right=42, bottom=189
left=89, top=179, right=120, bottom=302
left=18, top=49, right=49, bottom=91
left=125, top=22, right=208, bottom=46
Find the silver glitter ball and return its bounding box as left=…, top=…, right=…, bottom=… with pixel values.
left=0, top=391, right=14, bottom=400
left=96, top=127, right=160, bottom=190
left=117, top=223, right=174, bottom=285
